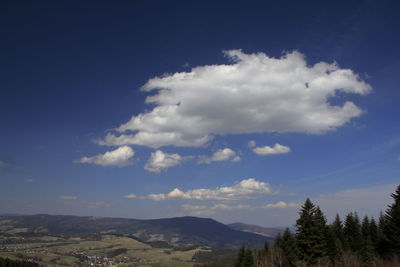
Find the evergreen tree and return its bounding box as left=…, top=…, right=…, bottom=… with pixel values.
left=377, top=211, right=391, bottom=258
left=326, top=225, right=343, bottom=264
left=280, top=228, right=298, bottom=266
left=359, top=216, right=374, bottom=265
left=314, top=207, right=328, bottom=257
left=383, top=184, right=400, bottom=257
left=274, top=233, right=283, bottom=249
left=369, top=217, right=379, bottom=253
left=295, top=198, right=323, bottom=266
left=235, top=245, right=246, bottom=267
left=243, top=248, right=254, bottom=267
left=331, top=214, right=346, bottom=250
left=343, top=212, right=362, bottom=253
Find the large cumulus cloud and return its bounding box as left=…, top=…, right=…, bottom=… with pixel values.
left=100, top=50, right=371, bottom=148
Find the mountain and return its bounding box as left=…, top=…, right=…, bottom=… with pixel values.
left=228, top=222, right=284, bottom=238
left=0, top=214, right=272, bottom=248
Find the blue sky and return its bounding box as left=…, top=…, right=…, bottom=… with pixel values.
left=1, top=0, right=399, bottom=227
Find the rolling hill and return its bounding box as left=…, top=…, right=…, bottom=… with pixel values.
left=0, top=214, right=272, bottom=248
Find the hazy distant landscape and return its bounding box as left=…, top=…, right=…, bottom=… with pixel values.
left=0, top=215, right=274, bottom=266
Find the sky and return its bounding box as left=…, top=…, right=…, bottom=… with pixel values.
left=0, top=0, right=399, bottom=227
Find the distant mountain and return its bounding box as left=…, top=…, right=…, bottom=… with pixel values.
left=228, top=222, right=284, bottom=238
left=0, top=214, right=272, bottom=248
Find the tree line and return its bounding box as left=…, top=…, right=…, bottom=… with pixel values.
left=200, top=184, right=400, bottom=267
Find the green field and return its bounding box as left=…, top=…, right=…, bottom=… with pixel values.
left=0, top=234, right=206, bottom=267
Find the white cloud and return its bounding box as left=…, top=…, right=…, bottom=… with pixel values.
left=247, top=140, right=256, bottom=148
left=144, top=150, right=185, bottom=173
left=59, top=195, right=78, bottom=200
left=181, top=201, right=299, bottom=215
left=124, top=193, right=137, bottom=199
left=99, top=50, right=371, bottom=148
left=252, top=143, right=291, bottom=156
left=261, top=201, right=299, bottom=209
left=147, top=178, right=274, bottom=201
left=25, top=178, right=35, bottom=182
left=198, top=148, right=240, bottom=164
left=77, top=146, right=134, bottom=167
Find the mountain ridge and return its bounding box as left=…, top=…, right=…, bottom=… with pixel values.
left=0, top=214, right=272, bottom=248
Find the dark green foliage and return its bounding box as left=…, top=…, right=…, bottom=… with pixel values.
left=280, top=228, right=298, bottom=266
left=359, top=216, right=374, bottom=265
left=369, top=217, right=379, bottom=252
left=343, top=212, right=362, bottom=253
left=383, top=184, right=400, bottom=257
left=192, top=247, right=237, bottom=265
left=295, top=199, right=326, bottom=266
left=0, top=257, right=39, bottom=267
left=243, top=248, right=254, bottom=267
left=227, top=184, right=400, bottom=267
left=325, top=225, right=343, bottom=264
left=377, top=211, right=391, bottom=258
left=235, top=245, right=246, bottom=267
left=234, top=246, right=254, bottom=267
left=273, top=233, right=282, bottom=248
left=106, top=247, right=128, bottom=258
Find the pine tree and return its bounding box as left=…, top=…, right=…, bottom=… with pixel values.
left=280, top=228, right=298, bottom=266
left=377, top=211, right=391, bottom=258
left=326, top=225, right=343, bottom=264
left=343, top=212, right=362, bottom=253
left=295, top=198, right=323, bottom=266
left=314, top=207, right=328, bottom=258
left=359, top=216, right=374, bottom=265
left=332, top=214, right=346, bottom=250
left=235, top=245, right=246, bottom=267
left=383, top=184, right=400, bottom=257
left=369, top=217, right=379, bottom=253
left=243, top=248, right=254, bottom=267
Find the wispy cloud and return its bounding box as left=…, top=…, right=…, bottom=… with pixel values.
left=181, top=201, right=300, bottom=216
left=59, top=195, right=78, bottom=200
left=76, top=146, right=134, bottom=167
left=252, top=143, right=291, bottom=156
left=198, top=148, right=240, bottom=164
left=99, top=50, right=371, bottom=148
left=25, top=178, right=35, bottom=182
left=88, top=201, right=110, bottom=209
left=147, top=178, right=275, bottom=201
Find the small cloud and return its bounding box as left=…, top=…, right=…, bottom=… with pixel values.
left=232, top=156, right=241, bottom=162
left=25, top=178, right=35, bottom=183
left=247, top=140, right=256, bottom=148
left=261, top=201, right=299, bottom=209
left=144, top=150, right=187, bottom=173
left=146, top=178, right=275, bottom=201
left=76, top=146, right=134, bottom=167
left=88, top=201, right=110, bottom=209
left=252, top=143, right=291, bottom=156
left=198, top=148, right=239, bottom=164
left=59, top=195, right=78, bottom=200
left=124, top=193, right=137, bottom=199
